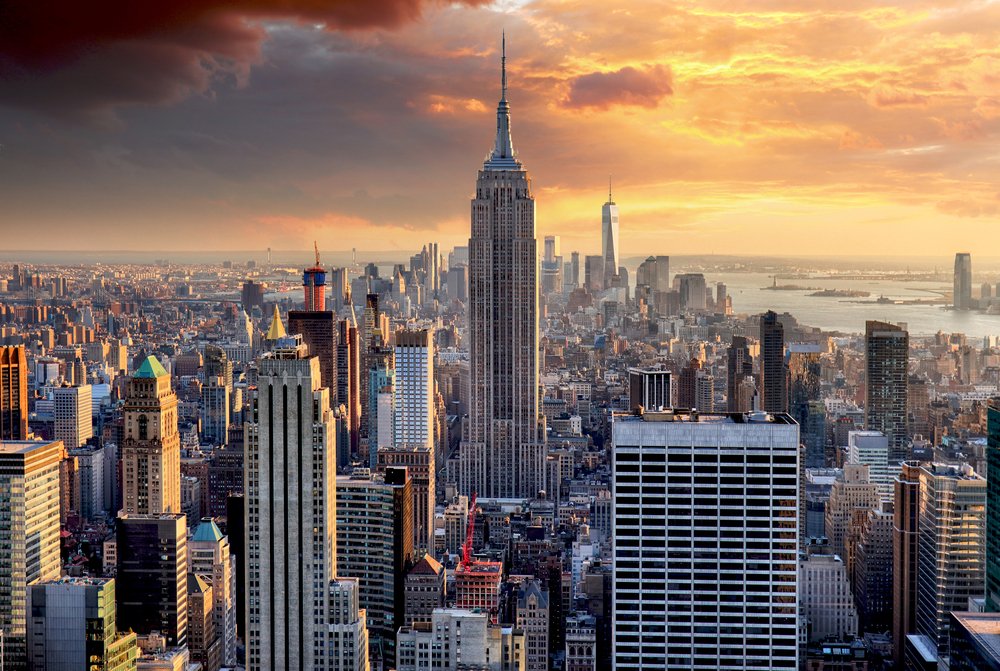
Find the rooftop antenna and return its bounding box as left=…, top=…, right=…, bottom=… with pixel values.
left=501, top=31, right=507, bottom=101
left=609, top=175, right=613, bottom=203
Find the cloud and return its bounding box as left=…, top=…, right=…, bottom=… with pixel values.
left=0, top=0, right=487, bottom=116
left=866, top=85, right=929, bottom=109
left=563, top=64, right=673, bottom=110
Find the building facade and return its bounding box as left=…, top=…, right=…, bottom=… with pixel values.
left=460, top=41, right=544, bottom=500
left=121, top=356, right=181, bottom=515
left=612, top=410, right=799, bottom=670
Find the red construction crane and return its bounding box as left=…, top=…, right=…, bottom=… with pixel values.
left=461, top=492, right=477, bottom=567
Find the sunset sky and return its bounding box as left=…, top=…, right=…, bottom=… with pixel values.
left=1, top=0, right=998, bottom=257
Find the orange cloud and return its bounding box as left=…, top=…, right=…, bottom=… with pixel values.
left=563, top=64, right=673, bottom=109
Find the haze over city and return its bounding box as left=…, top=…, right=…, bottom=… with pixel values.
left=3, top=0, right=1000, bottom=255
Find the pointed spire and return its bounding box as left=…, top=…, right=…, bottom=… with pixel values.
left=501, top=30, right=507, bottom=102
left=484, top=32, right=520, bottom=170
left=265, top=304, right=286, bottom=340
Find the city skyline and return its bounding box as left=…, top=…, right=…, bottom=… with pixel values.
left=3, top=2, right=1000, bottom=255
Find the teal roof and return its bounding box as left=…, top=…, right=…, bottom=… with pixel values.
left=191, top=518, right=224, bottom=543
left=134, top=355, right=168, bottom=379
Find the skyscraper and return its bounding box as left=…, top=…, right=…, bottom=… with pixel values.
left=727, top=335, right=754, bottom=412
left=54, top=383, right=93, bottom=450
left=612, top=409, right=800, bottom=670
left=865, top=321, right=909, bottom=461
left=893, top=461, right=921, bottom=663
left=985, top=398, right=1000, bottom=612
left=335, top=467, right=414, bottom=661
left=759, top=310, right=787, bottom=413
left=338, top=318, right=362, bottom=458
left=121, top=355, right=180, bottom=515
left=289, top=310, right=339, bottom=408
left=200, top=376, right=230, bottom=446
left=0, top=440, right=62, bottom=669
left=116, top=514, right=189, bottom=647
left=189, top=517, right=238, bottom=666
left=460, top=37, right=544, bottom=500
left=913, top=463, right=985, bottom=657
left=303, top=242, right=327, bottom=311
left=788, top=344, right=824, bottom=466
left=0, top=345, right=28, bottom=440
left=246, top=335, right=337, bottom=670
left=954, top=252, right=972, bottom=310
left=602, top=183, right=619, bottom=289
left=27, top=577, right=138, bottom=671
left=627, top=368, right=672, bottom=412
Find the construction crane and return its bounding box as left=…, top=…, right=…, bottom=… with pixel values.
left=314, top=240, right=320, bottom=267
left=461, top=492, right=477, bottom=567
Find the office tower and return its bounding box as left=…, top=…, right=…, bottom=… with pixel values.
left=241, top=280, right=266, bottom=313
left=328, top=578, right=370, bottom=671
left=759, top=310, right=787, bottom=413
left=673, top=273, right=707, bottom=310
left=378, top=446, right=435, bottom=556
left=678, top=358, right=712, bottom=410
left=0, top=440, right=62, bottom=668
left=54, top=384, right=92, bottom=450
left=913, top=463, right=985, bottom=657
left=726, top=336, right=754, bottom=412
left=330, top=267, right=349, bottom=311
left=516, top=579, right=550, bottom=671
left=954, top=252, right=973, bottom=310
left=403, top=555, right=445, bottom=624
left=27, top=577, right=139, bottom=671
left=847, top=431, right=899, bottom=504
left=338, top=319, right=362, bottom=456
left=460, top=39, right=544, bottom=500
left=908, top=376, right=930, bottom=439
left=984, top=282, right=994, bottom=300
left=116, top=514, right=189, bottom=647
left=893, top=461, right=921, bottom=662
left=246, top=336, right=337, bottom=671
left=601, top=184, right=620, bottom=289
left=799, top=542, right=858, bottom=642
left=396, top=609, right=526, bottom=671
left=988, top=398, right=1000, bottom=611
left=612, top=409, right=800, bottom=670
left=336, top=467, right=414, bottom=659
left=544, top=234, right=560, bottom=261
left=788, top=344, right=823, bottom=466
left=200, top=376, right=230, bottom=446
left=824, top=464, right=880, bottom=562
left=189, top=517, right=237, bottom=666
left=188, top=574, right=221, bottom=671
left=303, top=243, right=327, bottom=311
left=715, top=282, right=727, bottom=309
left=584, top=254, right=604, bottom=293
left=70, top=443, right=106, bottom=521
left=948, top=612, right=1000, bottom=668
left=852, top=505, right=894, bottom=634
left=393, top=329, right=434, bottom=449
left=289, top=310, right=338, bottom=410
left=541, top=235, right=563, bottom=295
left=204, top=344, right=234, bottom=392
left=627, top=368, right=671, bottom=412
left=569, top=251, right=580, bottom=289
left=368, top=355, right=394, bottom=467
left=653, top=255, right=670, bottom=292
left=865, top=321, right=909, bottom=461
left=121, top=356, right=180, bottom=515
left=1, top=345, right=28, bottom=440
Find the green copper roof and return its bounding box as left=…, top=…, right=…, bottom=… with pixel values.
left=191, top=518, right=224, bottom=543
left=134, top=355, right=168, bottom=379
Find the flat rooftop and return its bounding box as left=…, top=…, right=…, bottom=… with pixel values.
left=614, top=410, right=797, bottom=426
left=952, top=612, right=1000, bottom=662
left=0, top=440, right=57, bottom=455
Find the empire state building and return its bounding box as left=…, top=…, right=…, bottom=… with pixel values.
left=459, top=37, right=545, bottom=499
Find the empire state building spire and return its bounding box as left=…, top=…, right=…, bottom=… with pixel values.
left=485, top=32, right=519, bottom=170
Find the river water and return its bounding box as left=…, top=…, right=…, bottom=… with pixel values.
left=707, top=272, right=999, bottom=339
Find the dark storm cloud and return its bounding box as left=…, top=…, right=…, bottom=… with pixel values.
left=0, top=0, right=487, bottom=116
left=563, top=64, right=673, bottom=110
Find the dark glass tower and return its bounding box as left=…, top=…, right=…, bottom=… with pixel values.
left=759, top=311, right=787, bottom=413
